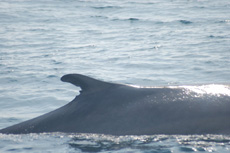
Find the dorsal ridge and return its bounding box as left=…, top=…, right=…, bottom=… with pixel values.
left=61, top=74, right=114, bottom=93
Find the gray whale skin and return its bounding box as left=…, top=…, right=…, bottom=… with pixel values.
left=1, top=74, right=230, bottom=135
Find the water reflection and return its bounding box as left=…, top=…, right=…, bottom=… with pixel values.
left=67, top=134, right=230, bottom=153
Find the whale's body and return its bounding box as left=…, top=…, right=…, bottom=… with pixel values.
left=1, top=74, right=230, bottom=135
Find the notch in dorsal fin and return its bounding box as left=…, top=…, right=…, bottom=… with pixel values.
left=61, top=74, right=115, bottom=93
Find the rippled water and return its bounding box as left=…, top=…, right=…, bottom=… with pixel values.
left=0, top=0, right=230, bottom=152
left=1, top=133, right=230, bottom=153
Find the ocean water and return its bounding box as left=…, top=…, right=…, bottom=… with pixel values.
left=0, top=0, right=230, bottom=152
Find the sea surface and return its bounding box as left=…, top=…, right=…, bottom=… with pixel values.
left=0, top=0, right=230, bottom=152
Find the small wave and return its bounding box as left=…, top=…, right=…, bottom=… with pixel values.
left=209, top=35, right=215, bottom=38
left=180, top=147, right=197, bottom=152
left=68, top=134, right=172, bottom=152
left=208, top=35, right=226, bottom=39
left=90, top=15, right=108, bottom=19
left=128, top=18, right=139, bottom=21
left=47, top=75, right=58, bottom=78
left=112, top=17, right=140, bottom=22
left=179, top=20, right=193, bottom=24
left=92, top=6, right=120, bottom=10
left=218, top=20, right=230, bottom=23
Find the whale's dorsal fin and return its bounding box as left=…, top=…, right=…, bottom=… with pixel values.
left=61, top=74, right=115, bottom=93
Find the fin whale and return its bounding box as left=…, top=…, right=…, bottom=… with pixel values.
left=0, top=74, right=230, bottom=135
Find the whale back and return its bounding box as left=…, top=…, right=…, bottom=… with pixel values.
left=1, top=74, right=230, bottom=135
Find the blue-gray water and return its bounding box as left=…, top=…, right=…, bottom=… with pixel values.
left=0, top=0, right=230, bottom=152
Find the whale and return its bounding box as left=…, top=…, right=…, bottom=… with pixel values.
left=0, top=74, right=230, bottom=135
